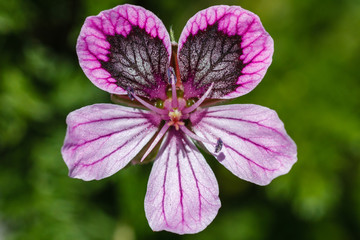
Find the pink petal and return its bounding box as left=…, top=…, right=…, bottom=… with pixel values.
left=77, top=4, right=171, bottom=100
left=190, top=104, right=297, bottom=185
left=178, top=5, right=273, bottom=99
left=145, top=129, right=221, bottom=234
left=61, top=104, right=161, bottom=181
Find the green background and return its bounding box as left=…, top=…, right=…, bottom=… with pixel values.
left=1, top=0, right=359, bottom=239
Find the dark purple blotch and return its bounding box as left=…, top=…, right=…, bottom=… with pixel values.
left=100, top=27, right=169, bottom=100
left=179, top=24, right=246, bottom=99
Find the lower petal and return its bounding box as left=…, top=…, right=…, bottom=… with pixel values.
left=191, top=104, right=297, bottom=186
left=61, top=104, right=160, bottom=181
left=144, top=129, right=221, bottom=234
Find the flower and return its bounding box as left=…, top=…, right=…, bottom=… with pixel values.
left=61, top=4, right=297, bottom=234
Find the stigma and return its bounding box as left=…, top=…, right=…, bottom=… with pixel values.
left=167, top=108, right=184, bottom=130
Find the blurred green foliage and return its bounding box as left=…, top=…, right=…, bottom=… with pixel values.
left=1, top=0, right=360, bottom=239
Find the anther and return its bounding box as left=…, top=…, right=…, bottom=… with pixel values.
left=168, top=66, right=179, bottom=108
left=215, top=138, right=223, bottom=153
left=168, top=109, right=184, bottom=130
left=167, top=67, right=176, bottom=84
left=126, top=86, right=135, bottom=101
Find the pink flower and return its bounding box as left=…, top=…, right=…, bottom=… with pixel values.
left=61, top=4, right=297, bottom=234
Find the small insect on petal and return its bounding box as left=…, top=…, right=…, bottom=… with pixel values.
left=191, top=104, right=297, bottom=186
left=215, top=138, right=223, bottom=153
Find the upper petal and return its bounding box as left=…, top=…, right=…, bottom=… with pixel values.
left=178, top=5, right=273, bottom=99
left=61, top=104, right=161, bottom=181
left=77, top=4, right=171, bottom=100
left=190, top=104, right=297, bottom=185
left=145, top=129, right=221, bottom=234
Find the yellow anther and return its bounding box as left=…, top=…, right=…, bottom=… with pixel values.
left=168, top=109, right=184, bottom=131
left=168, top=109, right=182, bottom=119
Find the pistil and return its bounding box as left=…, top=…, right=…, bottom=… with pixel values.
left=168, top=108, right=184, bottom=130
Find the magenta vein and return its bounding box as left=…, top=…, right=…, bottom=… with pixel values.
left=72, top=114, right=149, bottom=130
left=203, top=114, right=286, bottom=139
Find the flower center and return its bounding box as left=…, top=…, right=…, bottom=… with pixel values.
left=167, top=108, right=184, bottom=130
left=125, top=69, right=220, bottom=162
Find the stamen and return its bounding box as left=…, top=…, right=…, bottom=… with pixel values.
left=182, top=82, right=214, bottom=114
left=167, top=67, right=178, bottom=108
left=127, top=87, right=168, bottom=115
left=179, top=125, right=216, bottom=146
left=180, top=126, right=223, bottom=154
left=126, top=87, right=135, bottom=101
left=215, top=138, right=223, bottom=153
left=140, top=124, right=170, bottom=162
left=167, top=67, right=176, bottom=84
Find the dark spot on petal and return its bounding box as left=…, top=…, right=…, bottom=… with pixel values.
left=100, top=27, right=169, bottom=100
left=179, top=24, right=246, bottom=98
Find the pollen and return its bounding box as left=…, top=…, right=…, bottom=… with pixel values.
left=168, top=109, right=184, bottom=130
